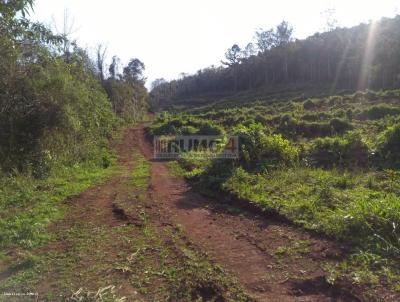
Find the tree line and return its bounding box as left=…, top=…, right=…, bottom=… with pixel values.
left=150, top=16, right=400, bottom=107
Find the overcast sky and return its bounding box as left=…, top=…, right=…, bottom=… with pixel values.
left=31, top=0, right=399, bottom=88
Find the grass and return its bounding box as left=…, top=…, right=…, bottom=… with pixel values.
left=0, top=163, right=115, bottom=301
left=222, top=167, right=400, bottom=289
left=149, top=88, right=400, bottom=295
left=0, top=163, right=114, bottom=250
left=131, top=151, right=150, bottom=189
left=223, top=167, right=400, bottom=250
left=274, top=240, right=312, bottom=257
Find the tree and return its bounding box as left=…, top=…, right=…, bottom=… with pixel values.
left=149, top=16, right=400, bottom=104
left=51, top=8, right=78, bottom=62
left=222, top=44, right=242, bottom=66
left=321, top=8, right=339, bottom=32
left=96, top=44, right=107, bottom=82
left=151, top=78, right=167, bottom=90
left=222, top=44, right=242, bottom=91
left=274, top=21, right=293, bottom=47
left=109, top=55, right=121, bottom=80
left=0, top=0, right=33, bottom=19
left=242, top=42, right=257, bottom=58
left=123, top=58, right=145, bottom=83
left=255, top=28, right=275, bottom=52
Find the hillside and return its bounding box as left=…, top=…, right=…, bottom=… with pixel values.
left=148, top=87, right=400, bottom=300
left=150, top=16, right=400, bottom=109
left=148, top=18, right=400, bottom=298
left=2, top=1, right=400, bottom=301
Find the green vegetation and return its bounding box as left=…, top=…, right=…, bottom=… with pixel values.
left=151, top=17, right=400, bottom=108
left=4, top=0, right=400, bottom=299
left=0, top=163, right=113, bottom=250
left=131, top=151, right=150, bottom=189
left=149, top=87, right=400, bottom=292
left=0, top=1, right=148, bottom=298
left=0, top=1, right=148, bottom=246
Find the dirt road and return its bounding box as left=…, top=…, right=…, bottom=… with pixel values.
left=134, top=125, right=361, bottom=302
left=30, top=125, right=364, bottom=301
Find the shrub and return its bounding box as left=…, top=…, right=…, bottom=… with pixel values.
left=301, top=112, right=331, bottom=122
left=309, top=132, right=369, bottom=168
left=376, top=124, right=400, bottom=168
left=0, top=57, right=117, bottom=177
left=278, top=117, right=352, bottom=139
left=103, top=79, right=148, bottom=123
left=278, top=114, right=298, bottom=137
left=352, top=90, right=379, bottom=102
left=329, top=118, right=353, bottom=134
left=346, top=109, right=353, bottom=120
left=148, top=120, right=180, bottom=136
left=195, top=120, right=225, bottom=135
left=148, top=117, right=225, bottom=137
left=377, top=89, right=400, bottom=100
left=234, top=123, right=298, bottom=170
left=358, top=105, right=400, bottom=120
left=180, top=125, right=199, bottom=135
left=303, top=98, right=318, bottom=110
left=328, top=95, right=343, bottom=106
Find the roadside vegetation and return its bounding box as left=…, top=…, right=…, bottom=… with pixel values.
left=0, top=0, right=148, bottom=297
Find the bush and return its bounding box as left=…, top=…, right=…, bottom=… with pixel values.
left=301, top=112, right=331, bottom=122
left=352, top=90, right=379, bottom=102
left=277, top=116, right=352, bottom=139
left=376, top=124, right=400, bottom=168
left=148, top=119, right=181, bottom=136
left=278, top=114, right=298, bottom=137
left=309, top=132, right=369, bottom=168
left=303, top=98, right=319, bottom=110
left=180, top=125, right=199, bottom=135
left=103, top=79, right=148, bottom=123
left=234, top=123, right=298, bottom=170
left=329, top=118, right=353, bottom=134
left=0, top=57, right=117, bottom=177
left=358, top=105, right=400, bottom=120
left=377, top=89, right=400, bottom=100
left=196, top=120, right=225, bottom=135
left=148, top=117, right=225, bottom=137
left=328, top=95, right=343, bottom=106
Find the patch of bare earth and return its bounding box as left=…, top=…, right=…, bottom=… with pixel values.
left=33, top=128, right=248, bottom=302
left=134, top=125, right=366, bottom=302
left=35, top=128, right=145, bottom=301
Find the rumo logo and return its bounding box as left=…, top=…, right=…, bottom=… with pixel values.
left=153, top=135, right=239, bottom=159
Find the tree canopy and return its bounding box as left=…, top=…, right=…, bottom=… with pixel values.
left=151, top=16, right=400, bottom=107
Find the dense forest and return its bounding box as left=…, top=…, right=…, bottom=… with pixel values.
left=0, top=0, right=148, bottom=178
left=151, top=16, right=400, bottom=107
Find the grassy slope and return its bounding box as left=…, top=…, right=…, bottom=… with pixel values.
left=0, top=164, right=113, bottom=251
left=0, top=155, right=116, bottom=300
left=150, top=89, right=400, bottom=298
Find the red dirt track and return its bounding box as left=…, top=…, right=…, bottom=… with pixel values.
left=134, top=125, right=362, bottom=302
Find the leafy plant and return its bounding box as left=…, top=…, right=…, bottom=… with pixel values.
left=376, top=124, right=400, bottom=168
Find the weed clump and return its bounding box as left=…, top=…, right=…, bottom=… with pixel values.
left=309, top=132, right=369, bottom=168
left=376, top=124, right=400, bottom=168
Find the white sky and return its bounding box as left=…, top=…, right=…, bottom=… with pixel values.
left=31, top=0, right=399, bottom=88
